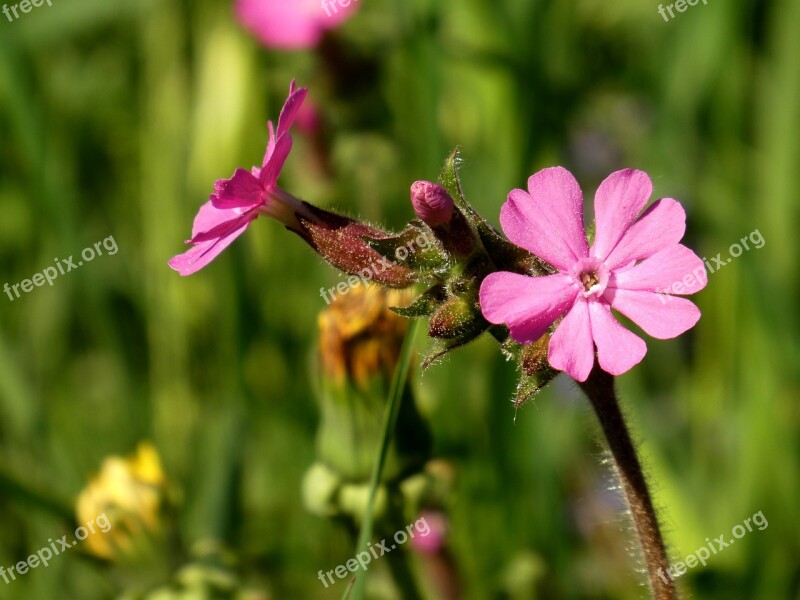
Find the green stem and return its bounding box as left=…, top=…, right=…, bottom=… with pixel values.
left=345, top=318, right=422, bottom=600
left=578, top=365, right=677, bottom=600
left=383, top=539, right=423, bottom=600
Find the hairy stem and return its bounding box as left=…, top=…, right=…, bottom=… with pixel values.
left=578, top=365, right=677, bottom=600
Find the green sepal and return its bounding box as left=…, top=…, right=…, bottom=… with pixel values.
left=513, top=367, right=558, bottom=409
left=438, top=148, right=551, bottom=276
left=363, top=224, right=450, bottom=274
left=501, top=335, right=559, bottom=409
left=420, top=328, right=488, bottom=369
left=297, top=204, right=418, bottom=288
left=390, top=284, right=447, bottom=318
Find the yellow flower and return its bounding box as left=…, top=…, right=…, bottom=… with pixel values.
left=311, top=283, right=430, bottom=485
left=318, top=284, right=412, bottom=387
left=76, top=442, right=165, bottom=560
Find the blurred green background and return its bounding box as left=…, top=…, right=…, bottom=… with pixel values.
left=1, top=0, right=798, bottom=598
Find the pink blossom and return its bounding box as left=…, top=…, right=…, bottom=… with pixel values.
left=479, top=167, right=706, bottom=382
left=169, top=82, right=308, bottom=276
left=411, top=512, right=448, bottom=555
left=295, top=97, right=322, bottom=136
left=235, top=0, right=359, bottom=50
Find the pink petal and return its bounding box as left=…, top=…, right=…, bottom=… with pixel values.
left=500, top=167, right=588, bottom=271
left=591, top=169, right=653, bottom=261
left=604, top=198, right=686, bottom=270
left=260, top=122, right=277, bottom=173
left=190, top=201, right=257, bottom=243
left=526, top=167, right=589, bottom=261
left=548, top=298, right=594, bottom=382
left=255, top=84, right=305, bottom=181
left=259, top=134, right=293, bottom=188
left=295, top=98, right=322, bottom=135
left=588, top=301, right=647, bottom=376
left=604, top=288, right=701, bottom=339
left=211, top=168, right=263, bottom=209
left=277, top=83, right=309, bottom=138
left=609, top=244, right=707, bottom=295
left=169, top=220, right=252, bottom=276
left=479, top=272, right=578, bottom=344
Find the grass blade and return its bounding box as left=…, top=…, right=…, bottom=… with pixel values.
left=344, top=317, right=421, bottom=600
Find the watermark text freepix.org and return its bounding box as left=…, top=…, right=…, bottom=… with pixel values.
left=658, top=510, right=767, bottom=584
left=321, top=0, right=359, bottom=18
left=658, top=227, right=764, bottom=304
left=4, top=235, right=119, bottom=302
left=2, top=0, right=52, bottom=23
left=319, top=232, right=430, bottom=305
left=317, top=516, right=430, bottom=588
left=1, top=513, right=111, bottom=584
left=658, top=0, right=709, bottom=22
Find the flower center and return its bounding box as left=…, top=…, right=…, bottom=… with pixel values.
left=580, top=271, right=599, bottom=291
left=571, top=257, right=609, bottom=299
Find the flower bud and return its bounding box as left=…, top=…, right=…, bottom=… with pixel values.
left=318, top=285, right=411, bottom=387
left=314, top=285, right=432, bottom=481
left=410, top=181, right=455, bottom=226
left=428, top=296, right=485, bottom=340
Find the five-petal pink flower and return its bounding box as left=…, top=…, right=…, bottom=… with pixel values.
left=169, top=82, right=308, bottom=276
left=479, top=167, right=707, bottom=382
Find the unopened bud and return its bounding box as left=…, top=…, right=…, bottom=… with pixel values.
left=428, top=296, right=484, bottom=339
left=410, top=181, right=455, bottom=226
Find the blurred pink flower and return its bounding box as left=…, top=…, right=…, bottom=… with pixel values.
left=235, top=0, right=360, bottom=50
left=169, top=81, right=308, bottom=276
left=411, top=512, right=449, bottom=555
left=480, top=167, right=706, bottom=382
left=295, top=97, right=322, bottom=136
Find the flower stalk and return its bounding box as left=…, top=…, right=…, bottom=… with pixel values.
left=578, top=365, right=677, bottom=600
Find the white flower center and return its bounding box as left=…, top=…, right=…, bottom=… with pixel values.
left=571, top=257, right=609, bottom=299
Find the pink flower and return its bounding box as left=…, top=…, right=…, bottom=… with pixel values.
left=479, top=167, right=707, bottom=382
left=235, top=0, right=360, bottom=50
left=411, top=512, right=449, bottom=555
left=169, top=82, right=309, bottom=276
